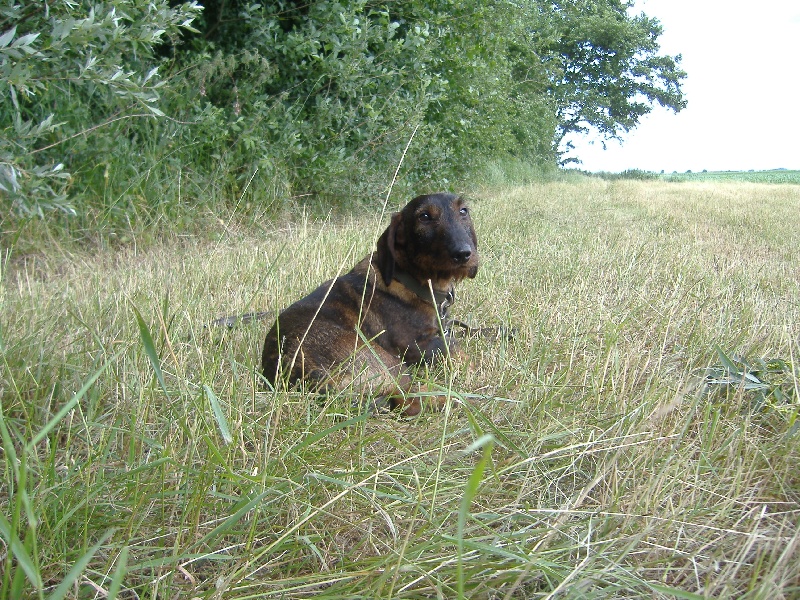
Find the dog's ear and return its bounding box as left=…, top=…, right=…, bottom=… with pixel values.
left=375, top=212, right=402, bottom=285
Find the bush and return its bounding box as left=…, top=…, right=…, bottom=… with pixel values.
left=0, top=0, right=201, bottom=217
left=1, top=0, right=685, bottom=228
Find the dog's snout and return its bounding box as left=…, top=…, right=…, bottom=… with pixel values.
left=451, top=247, right=472, bottom=264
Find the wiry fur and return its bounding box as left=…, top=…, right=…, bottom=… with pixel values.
left=261, top=193, right=479, bottom=415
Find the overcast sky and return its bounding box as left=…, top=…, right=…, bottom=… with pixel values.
left=565, top=1, right=800, bottom=173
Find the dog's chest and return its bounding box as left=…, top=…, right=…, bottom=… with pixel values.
left=362, top=291, right=444, bottom=364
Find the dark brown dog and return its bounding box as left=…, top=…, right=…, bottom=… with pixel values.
left=261, top=192, right=479, bottom=415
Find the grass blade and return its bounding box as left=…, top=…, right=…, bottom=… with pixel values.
left=107, top=546, right=129, bottom=600
left=46, top=529, right=114, bottom=600
left=191, top=491, right=272, bottom=551
left=0, top=512, right=41, bottom=593
left=647, top=583, right=707, bottom=599
left=203, top=384, right=233, bottom=445
left=457, top=434, right=494, bottom=600
left=282, top=411, right=369, bottom=459
left=132, top=304, right=169, bottom=397
left=27, top=351, right=119, bottom=450
left=0, top=400, right=18, bottom=477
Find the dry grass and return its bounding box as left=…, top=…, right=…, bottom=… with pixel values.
left=1, top=179, right=799, bottom=598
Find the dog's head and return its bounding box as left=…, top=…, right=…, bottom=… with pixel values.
left=376, top=193, right=479, bottom=287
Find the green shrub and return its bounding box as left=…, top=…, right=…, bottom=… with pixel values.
left=0, top=0, right=201, bottom=217
left=1, top=0, right=686, bottom=231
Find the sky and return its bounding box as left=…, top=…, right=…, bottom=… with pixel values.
left=565, top=1, right=800, bottom=173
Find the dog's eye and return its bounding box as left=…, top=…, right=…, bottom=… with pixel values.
left=418, top=212, right=432, bottom=222
left=459, top=207, right=469, bottom=216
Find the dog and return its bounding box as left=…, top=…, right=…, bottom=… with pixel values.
left=261, top=192, right=479, bottom=416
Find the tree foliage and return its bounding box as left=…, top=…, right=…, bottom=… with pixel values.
left=0, top=0, right=201, bottom=216
left=0, top=0, right=685, bottom=220
left=534, top=0, right=686, bottom=163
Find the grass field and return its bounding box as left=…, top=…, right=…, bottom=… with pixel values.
left=661, top=170, right=800, bottom=185
left=2, top=179, right=799, bottom=598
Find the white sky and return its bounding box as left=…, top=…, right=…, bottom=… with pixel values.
left=565, top=1, right=800, bottom=173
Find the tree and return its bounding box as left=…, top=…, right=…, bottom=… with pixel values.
left=530, top=0, right=687, bottom=165
left=420, top=0, right=559, bottom=168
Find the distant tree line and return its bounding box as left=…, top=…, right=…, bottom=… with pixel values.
left=1, top=0, right=686, bottom=219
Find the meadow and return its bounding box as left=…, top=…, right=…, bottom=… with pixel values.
left=662, top=170, right=800, bottom=185
left=1, top=179, right=799, bottom=598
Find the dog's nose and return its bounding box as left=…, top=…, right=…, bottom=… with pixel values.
left=452, top=248, right=472, bottom=263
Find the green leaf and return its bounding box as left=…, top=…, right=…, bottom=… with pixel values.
left=0, top=399, right=19, bottom=477
left=714, top=344, right=740, bottom=374
left=0, top=26, right=16, bottom=47
left=461, top=400, right=526, bottom=458
left=145, top=104, right=165, bottom=117
left=143, top=67, right=159, bottom=84
left=204, top=385, right=233, bottom=445
left=132, top=304, right=169, bottom=398
left=12, top=32, right=40, bottom=48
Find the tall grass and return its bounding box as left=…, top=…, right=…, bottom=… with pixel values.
left=1, top=179, right=799, bottom=598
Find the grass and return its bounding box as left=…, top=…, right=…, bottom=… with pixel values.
left=661, top=170, right=800, bottom=185
left=1, top=178, right=799, bottom=598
